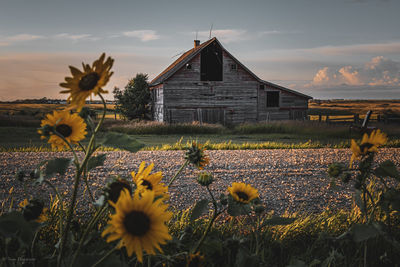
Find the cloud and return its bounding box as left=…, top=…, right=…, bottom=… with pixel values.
left=306, top=41, right=400, bottom=56
left=309, top=56, right=400, bottom=87
left=54, top=33, right=98, bottom=41
left=122, top=30, right=160, bottom=41
left=5, top=34, right=44, bottom=42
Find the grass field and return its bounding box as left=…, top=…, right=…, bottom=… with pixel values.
left=0, top=100, right=399, bottom=151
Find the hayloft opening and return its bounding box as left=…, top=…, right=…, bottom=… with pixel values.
left=266, top=91, right=280, bottom=107
left=200, top=42, right=223, bottom=81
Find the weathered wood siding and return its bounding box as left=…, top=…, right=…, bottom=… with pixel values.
left=163, top=51, right=259, bottom=125
left=152, top=85, right=164, bottom=122
left=257, top=86, right=309, bottom=121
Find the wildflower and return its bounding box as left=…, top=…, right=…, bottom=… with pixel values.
left=131, top=162, right=168, bottom=198
left=20, top=199, right=48, bottom=223
left=104, top=178, right=132, bottom=203
left=102, top=189, right=172, bottom=262
left=350, top=129, right=387, bottom=167
left=185, top=141, right=209, bottom=169
left=186, top=252, right=204, bottom=267
left=38, top=110, right=87, bottom=150
left=228, top=182, right=259, bottom=204
left=60, top=53, right=114, bottom=111
left=197, top=172, right=214, bottom=187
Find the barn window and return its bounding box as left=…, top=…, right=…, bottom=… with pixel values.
left=185, top=63, right=192, bottom=70
left=266, top=91, right=280, bottom=107
left=259, top=84, right=264, bottom=90
left=230, top=63, right=237, bottom=70
left=200, top=42, right=223, bottom=81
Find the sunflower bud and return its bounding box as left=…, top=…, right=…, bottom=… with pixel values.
left=15, top=170, right=25, bottom=182
left=185, top=141, right=209, bottom=169
left=104, top=178, right=132, bottom=203
left=22, top=199, right=44, bottom=221
left=341, top=172, right=352, bottom=183
left=197, top=172, right=214, bottom=186
left=327, top=163, right=345, bottom=178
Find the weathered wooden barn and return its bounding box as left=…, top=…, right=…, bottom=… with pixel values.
left=149, top=37, right=312, bottom=125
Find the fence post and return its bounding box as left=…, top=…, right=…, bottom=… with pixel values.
left=326, top=115, right=329, bottom=123
left=354, top=114, right=359, bottom=124
left=319, top=114, right=322, bottom=122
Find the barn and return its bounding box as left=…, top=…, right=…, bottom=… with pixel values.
left=149, top=37, right=312, bottom=125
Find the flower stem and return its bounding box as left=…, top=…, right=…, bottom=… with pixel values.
left=44, top=180, right=65, bottom=238
left=167, top=159, right=189, bottom=187
left=71, top=205, right=108, bottom=266
left=91, top=246, right=118, bottom=267
left=192, top=185, right=219, bottom=253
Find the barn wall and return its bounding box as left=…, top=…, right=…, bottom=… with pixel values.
left=257, top=86, right=309, bottom=121
left=163, top=51, right=259, bottom=125
left=152, top=85, right=164, bottom=122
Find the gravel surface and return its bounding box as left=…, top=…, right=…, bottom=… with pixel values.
left=1, top=149, right=399, bottom=215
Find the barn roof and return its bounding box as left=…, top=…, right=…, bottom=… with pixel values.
left=150, top=37, right=312, bottom=99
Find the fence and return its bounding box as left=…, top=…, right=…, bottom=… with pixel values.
left=308, top=114, right=400, bottom=124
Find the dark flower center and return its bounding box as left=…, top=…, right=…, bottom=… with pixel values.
left=141, top=179, right=153, bottom=190
left=23, top=200, right=44, bottom=221
left=360, top=142, right=374, bottom=153
left=79, top=72, right=100, bottom=91
left=108, top=181, right=132, bottom=203
left=236, top=191, right=249, bottom=201
left=56, top=124, right=73, bottom=137
left=124, top=211, right=151, bottom=236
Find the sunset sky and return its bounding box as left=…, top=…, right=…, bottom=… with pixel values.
left=1, top=0, right=399, bottom=100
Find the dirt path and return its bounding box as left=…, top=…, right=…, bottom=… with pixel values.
left=1, top=148, right=399, bottom=215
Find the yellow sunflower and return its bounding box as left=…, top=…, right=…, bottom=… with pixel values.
left=350, top=129, right=387, bottom=167
left=60, top=53, right=114, bottom=111
left=102, top=189, right=172, bottom=262
left=131, top=162, right=168, bottom=198
left=228, top=182, right=259, bottom=204
left=19, top=199, right=48, bottom=223
left=38, top=110, right=87, bottom=150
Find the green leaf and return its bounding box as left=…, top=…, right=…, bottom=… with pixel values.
left=383, top=188, right=400, bottom=212
left=87, top=154, right=106, bottom=171
left=374, top=160, right=400, bottom=180
left=354, top=190, right=365, bottom=213
left=45, top=158, right=72, bottom=177
left=287, top=259, right=307, bottom=267
left=351, top=223, right=379, bottom=242
left=190, top=199, right=209, bottom=222
left=102, top=132, right=144, bottom=152
left=0, top=212, right=40, bottom=246
left=262, top=216, right=296, bottom=227
left=227, top=196, right=251, bottom=216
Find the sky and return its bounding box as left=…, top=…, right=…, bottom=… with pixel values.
left=1, top=0, right=400, bottom=100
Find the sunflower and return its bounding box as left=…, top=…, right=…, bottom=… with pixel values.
left=104, top=178, right=133, bottom=203
left=131, top=162, right=168, bottom=198
left=228, top=182, right=259, bottom=204
left=38, top=110, right=87, bottom=150
left=60, top=53, right=114, bottom=111
left=102, top=189, right=172, bottom=262
left=185, top=141, right=209, bottom=170
left=19, top=199, right=48, bottom=223
left=350, top=129, right=387, bottom=167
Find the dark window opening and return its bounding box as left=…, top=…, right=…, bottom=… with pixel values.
left=185, top=63, right=192, bottom=70
left=230, top=64, right=237, bottom=70
left=259, top=84, right=264, bottom=90
left=266, top=91, right=279, bottom=107
left=201, top=42, right=223, bottom=81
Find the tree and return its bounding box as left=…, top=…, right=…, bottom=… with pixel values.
left=113, top=73, right=151, bottom=120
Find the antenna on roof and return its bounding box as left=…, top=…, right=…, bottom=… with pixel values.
left=209, top=23, right=213, bottom=39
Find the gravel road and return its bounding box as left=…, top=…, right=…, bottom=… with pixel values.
left=1, top=149, right=399, bottom=215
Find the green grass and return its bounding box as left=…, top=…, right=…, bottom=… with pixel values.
left=1, top=126, right=400, bottom=152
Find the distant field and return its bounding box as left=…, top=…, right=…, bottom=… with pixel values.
left=309, top=99, right=400, bottom=115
